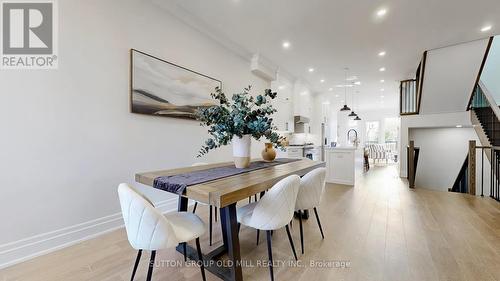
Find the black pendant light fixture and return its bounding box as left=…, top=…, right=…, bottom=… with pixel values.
left=340, top=67, right=351, bottom=111
left=348, top=88, right=357, bottom=117
left=353, top=90, right=362, bottom=120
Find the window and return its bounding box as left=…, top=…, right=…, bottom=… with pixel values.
left=384, top=118, right=399, bottom=143
left=366, top=121, right=379, bottom=144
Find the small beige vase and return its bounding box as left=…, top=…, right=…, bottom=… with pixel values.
left=261, top=143, right=277, bottom=162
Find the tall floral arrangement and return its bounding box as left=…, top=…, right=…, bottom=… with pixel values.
left=196, top=86, right=284, bottom=157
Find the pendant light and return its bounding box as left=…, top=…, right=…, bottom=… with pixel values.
left=348, top=87, right=357, bottom=117
left=340, top=68, right=351, bottom=111
left=354, top=90, right=362, bottom=120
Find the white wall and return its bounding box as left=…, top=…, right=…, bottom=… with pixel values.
left=399, top=111, right=472, bottom=177
left=419, top=38, right=489, bottom=114
left=0, top=0, right=270, bottom=267
left=409, top=128, right=479, bottom=191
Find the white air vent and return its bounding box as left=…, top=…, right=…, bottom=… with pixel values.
left=250, top=54, right=277, bottom=81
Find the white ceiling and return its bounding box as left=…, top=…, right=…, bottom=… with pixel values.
left=155, top=0, right=500, bottom=111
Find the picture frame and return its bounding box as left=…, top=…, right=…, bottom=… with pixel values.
left=129, top=49, right=222, bottom=120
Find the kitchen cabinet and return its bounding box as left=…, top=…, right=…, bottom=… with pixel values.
left=287, top=147, right=304, bottom=159
left=325, top=147, right=355, bottom=185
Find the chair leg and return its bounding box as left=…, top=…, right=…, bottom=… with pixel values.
left=195, top=238, right=207, bottom=281
left=182, top=242, right=187, bottom=262
left=255, top=194, right=258, bottom=201
left=256, top=229, right=260, bottom=245
left=285, top=225, right=298, bottom=261
left=192, top=202, right=198, bottom=214
left=298, top=210, right=304, bottom=254
left=209, top=205, right=213, bottom=246
left=238, top=223, right=241, bottom=234
left=249, top=197, right=251, bottom=203
left=146, top=250, right=156, bottom=281
left=266, top=230, right=274, bottom=281
left=215, top=207, right=218, bottom=222
left=130, top=249, right=142, bottom=281
left=313, top=207, right=325, bottom=239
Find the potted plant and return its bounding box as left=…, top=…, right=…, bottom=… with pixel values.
left=197, top=86, right=284, bottom=168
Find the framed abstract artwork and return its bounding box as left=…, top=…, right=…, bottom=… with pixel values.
left=130, top=49, right=222, bottom=120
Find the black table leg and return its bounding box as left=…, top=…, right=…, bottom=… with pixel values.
left=178, top=195, right=188, bottom=212
left=220, top=204, right=243, bottom=281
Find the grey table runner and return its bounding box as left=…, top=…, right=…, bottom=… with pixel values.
left=153, top=158, right=301, bottom=195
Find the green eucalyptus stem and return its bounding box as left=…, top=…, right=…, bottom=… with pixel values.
left=196, top=86, right=285, bottom=157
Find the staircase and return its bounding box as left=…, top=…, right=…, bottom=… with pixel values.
left=467, top=83, right=500, bottom=201
left=471, top=85, right=500, bottom=146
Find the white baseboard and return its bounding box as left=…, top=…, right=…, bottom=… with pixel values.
left=0, top=197, right=183, bottom=269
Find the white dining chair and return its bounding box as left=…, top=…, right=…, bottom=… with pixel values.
left=190, top=162, right=217, bottom=246
left=118, top=183, right=206, bottom=281
left=237, top=175, right=300, bottom=281
left=295, top=167, right=326, bottom=254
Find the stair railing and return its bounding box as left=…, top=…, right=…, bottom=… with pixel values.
left=469, top=82, right=500, bottom=121
left=400, top=51, right=427, bottom=116
left=461, top=140, right=500, bottom=201
left=400, top=79, right=417, bottom=115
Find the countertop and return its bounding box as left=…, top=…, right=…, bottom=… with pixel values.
left=324, top=146, right=357, bottom=151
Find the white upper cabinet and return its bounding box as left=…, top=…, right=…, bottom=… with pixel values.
left=271, top=78, right=294, bottom=132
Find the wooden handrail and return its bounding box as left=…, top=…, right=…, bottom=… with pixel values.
left=466, top=36, right=494, bottom=110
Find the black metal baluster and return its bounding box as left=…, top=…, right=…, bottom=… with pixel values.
left=481, top=148, right=484, bottom=197
left=495, top=151, right=499, bottom=199
left=491, top=148, right=494, bottom=199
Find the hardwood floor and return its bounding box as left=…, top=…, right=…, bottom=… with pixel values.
left=1, top=165, right=499, bottom=281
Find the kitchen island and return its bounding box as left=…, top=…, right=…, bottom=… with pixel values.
left=324, top=146, right=356, bottom=185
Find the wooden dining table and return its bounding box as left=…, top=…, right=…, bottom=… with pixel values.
left=135, top=158, right=325, bottom=281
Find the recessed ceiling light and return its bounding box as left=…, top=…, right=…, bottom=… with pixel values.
left=282, top=41, right=291, bottom=49
left=308, top=68, right=315, bottom=73
left=278, top=85, right=285, bottom=90
left=456, top=125, right=463, bottom=128
left=320, top=79, right=325, bottom=83
left=335, top=94, right=340, bottom=97
left=376, top=9, right=387, bottom=17
left=381, top=95, right=385, bottom=98
left=300, top=91, right=308, bottom=96
left=379, top=67, right=386, bottom=72
left=380, top=88, right=385, bottom=91
left=336, top=84, right=354, bottom=88
left=378, top=51, right=386, bottom=57
left=481, top=25, right=492, bottom=32
left=328, top=87, right=333, bottom=91
left=380, top=79, right=385, bottom=83
left=346, top=76, right=358, bottom=81
left=354, top=81, right=361, bottom=85
left=322, top=101, right=330, bottom=105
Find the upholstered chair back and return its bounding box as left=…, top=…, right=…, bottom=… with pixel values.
left=295, top=168, right=326, bottom=211
left=249, top=175, right=300, bottom=230
left=118, top=183, right=179, bottom=250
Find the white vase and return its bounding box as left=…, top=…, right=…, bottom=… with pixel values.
left=232, top=134, right=251, bottom=168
